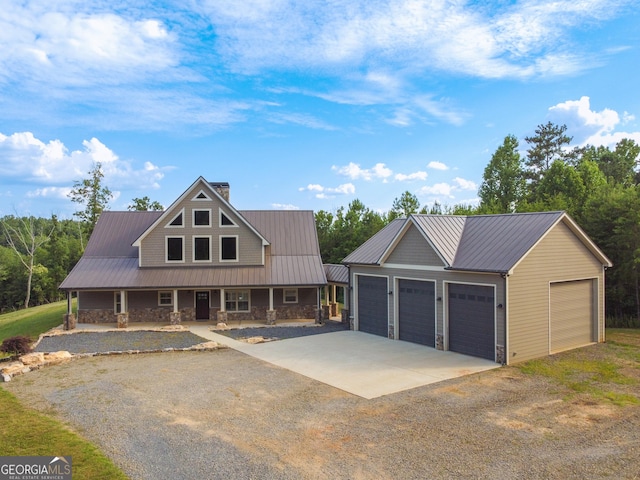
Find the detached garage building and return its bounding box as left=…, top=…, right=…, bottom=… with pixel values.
left=342, top=211, right=612, bottom=365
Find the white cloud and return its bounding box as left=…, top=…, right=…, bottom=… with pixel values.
left=453, top=177, right=477, bottom=191
left=332, top=162, right=392, bottom=181
left=299, top=182, right=356, bottom=198
left=272, top=203, right=300, bottom=210
left=418, top=183, right=454, bottom=198
left=427, top=161, right=448, bottom=171
left=548, top=96, right=640, bottom=148
left=197, top=0, right=623, bottom=79
left=0, top=131, right=170, bottom=192
left=395, top=171, right=427, bottom=182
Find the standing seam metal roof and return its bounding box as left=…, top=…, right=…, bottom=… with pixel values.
left=342, top=211, right=610, bottom=274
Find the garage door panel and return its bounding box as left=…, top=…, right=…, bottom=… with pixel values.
left=357, top=276, right=388, bottom=337
left=550, top=280, right=593, bottom=353
left=398, top=279, right=435, bottom=347
left=448, top=284, right=495, bottom=361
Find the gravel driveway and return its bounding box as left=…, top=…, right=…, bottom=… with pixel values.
left=4, top=343, right=639, bottom=479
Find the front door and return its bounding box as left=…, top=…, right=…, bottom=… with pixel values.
left=195, top=291, right=210, bottom=321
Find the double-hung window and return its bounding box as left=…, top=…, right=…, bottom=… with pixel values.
left=166, top=237, right=184, bottom=262
left=225, top=290, right=249, bottom=312
left=193, top=236, right=211, bottom=262
left=220, top=236, right=238, bottom=261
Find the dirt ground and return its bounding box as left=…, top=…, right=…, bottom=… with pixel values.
left=4, top=339, right=640, bottom=479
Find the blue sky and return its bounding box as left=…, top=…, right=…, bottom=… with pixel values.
left=1, top=0, right=639, bottom=218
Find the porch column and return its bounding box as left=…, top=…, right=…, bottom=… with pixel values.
left=266, top=287, right=276, bottom=325
left=170, top=289, right=181, bottom=325
left=63, top=291, right=76, bottom=331
left=117, top=289, right=128, bottom=328
left=217, top=288, right=227, bottom=324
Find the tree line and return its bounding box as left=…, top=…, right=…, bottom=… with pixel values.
left=1, top=127, right=639, bottom=323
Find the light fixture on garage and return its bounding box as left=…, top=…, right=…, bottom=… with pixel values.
left=437, top=297, right=442, bottom=301
left=497, top=304, right=503, bottom=308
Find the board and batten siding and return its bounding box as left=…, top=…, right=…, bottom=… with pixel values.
left=507, top=221, right=605, bottom=364
left=385, top=224, right=446, bottom=267
left=139, top=192, right=264, bottom=267
left=350, top=264, right=505, bottom=349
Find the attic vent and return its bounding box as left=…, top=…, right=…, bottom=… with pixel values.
left=193, top=190, right=211, bottom=201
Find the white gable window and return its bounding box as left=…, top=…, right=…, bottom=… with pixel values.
left=219, top=209, right=237, bottom=227
left=166, top=209, right=184, bottom=228
left=192, top=190, right=212, bottom=201
left=193, top=236, right=211, bottom=262
left=166, top=236, right=184, bottom=262
left=158, top=291, right=173, bottom=306
left=225, top=290, right=250, bottom=312
left=283, top=289, right=298, bottom=304
left=193, top=209, right=211, bottom=227
left=220, top=236, right=238, bottom=262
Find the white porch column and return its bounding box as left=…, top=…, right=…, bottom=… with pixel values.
left=343, top=286, right=350, bottom=310
left=120, top=290, right=127, bottom=313
left=173, top=289, right=179, bottom=313
left=220, top=288, right=226, bottom=312
left=269, top=287, right=274, bottom=311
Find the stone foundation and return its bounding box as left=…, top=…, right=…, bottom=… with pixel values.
left=341, top=309, right=349, bottom=325
left=322, top=305, right=330, bottom=321
left=388, top=324, right=395, bottom=339
left=266, top=310, right=277, bottom=325
left=436, top=334, right=444, bottom=351
left=496, top=345, right=505, bottom=364
left=116, top=313, right=129, bottom=328
left=63, top=313, right=76, bottom=331
left=170, top=311, right=181, bottom=325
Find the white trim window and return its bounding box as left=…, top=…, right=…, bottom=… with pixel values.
left=193, top=236, right=212, bottom=262
left=165, top=208, right=184, bottom=228
left=114, top=292, right=122, bottom=313
left=193, top=208, right=211, bottom=227
left=283, top=288, right=298, bottom=304
left=192, top=190, right=212, bottom=201
left=166, top=236, right=185, bottom=263
left=225, top=290, right=250, bottom=312
left=220, top=235, right=238, bottom=262
left=219, top=209, right=237, bottom=227
left=158, top=291, right=173, bottom=306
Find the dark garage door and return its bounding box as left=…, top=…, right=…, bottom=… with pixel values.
left=357, top=275, right=388, bottom=337
left=448, top=283, right=495, bottom=360
left=398, top=279, right=435, bottom=347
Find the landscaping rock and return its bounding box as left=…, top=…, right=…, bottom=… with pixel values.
left=245, top=336, right=266, bottom=344
left=44, top=351, right=73, bottom=365
left=20, top=352, right=46, bottom=366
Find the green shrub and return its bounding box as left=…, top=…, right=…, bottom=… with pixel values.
left=0, top=335, right=33, bottom=356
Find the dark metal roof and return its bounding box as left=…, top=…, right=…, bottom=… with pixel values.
left=341, top=219, right=405, bottom=265
left=449, top=212, right=564, bottom=273
left=60, top=209, right=326, bottom=290
left=324, top=264, right=349, bottom=285
left=342, top=211, right=611, bottom=274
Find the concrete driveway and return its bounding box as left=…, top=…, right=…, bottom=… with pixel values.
left=191, top=327, right=499, bottom=399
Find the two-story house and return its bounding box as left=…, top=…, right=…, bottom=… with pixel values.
left=60, top=177, right=327, bottom=328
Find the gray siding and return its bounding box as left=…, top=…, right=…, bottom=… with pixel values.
left=508, top=221, right=604, bottom=364
left=350, top=265, right=505, bottom=351
left=140, top=180, right=264, bottom=268
left=385, top=224, right=445, bottom=266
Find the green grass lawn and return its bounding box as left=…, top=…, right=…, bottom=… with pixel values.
left=519, top=328, right=640, bottom=406
left=1, top=301, right=128, bottom=479
left=0, top=300, right=71, bottom=344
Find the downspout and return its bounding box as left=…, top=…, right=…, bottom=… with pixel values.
left=503, top=272, right=509, bottom=366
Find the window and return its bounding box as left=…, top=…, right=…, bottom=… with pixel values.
left=166, top=209, right=184, bottom=228
left=225, top=290, right=249, bottom=312
left=166, top=237, right=184, bottom=262
left=159, top=291, right=173, bottom=306
left=114, top=292, right=122, bottom=313
left=193, top=209, right=211, bottom=227
left=193, top=190, right=211, bottom=201
left=220, top=210, right=236, bottom=227
left=193, top=236, right=211, bottom=262
left=283, top=289, right=298, bottom=304
left=220, top=236, right=238, bottom=261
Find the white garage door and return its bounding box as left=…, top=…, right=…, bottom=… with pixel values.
left=550, top=280, right=594, bottom=354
